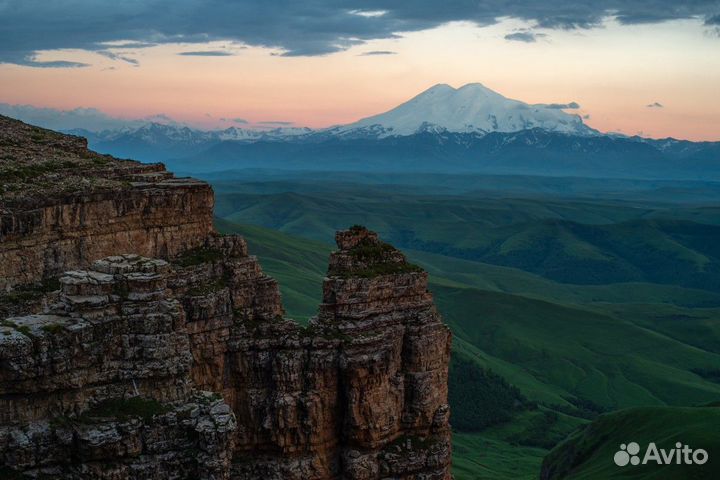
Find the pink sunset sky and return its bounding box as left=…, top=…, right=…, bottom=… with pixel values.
left=1, top=9, right=719, bottom=140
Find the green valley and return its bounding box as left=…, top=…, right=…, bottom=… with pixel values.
left=212, top=172, right=720, bottom=479
left=216, top=180, right=720, bottom=479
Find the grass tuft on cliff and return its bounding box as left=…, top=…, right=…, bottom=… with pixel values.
left=335, top=234, right=423, bottom=278
left=0, top=277, right=61, bottom=318
left=340, top=260, right=423, bottom=279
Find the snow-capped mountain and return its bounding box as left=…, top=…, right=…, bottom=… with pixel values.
left=64, top=82, right=594, bottom=150
left=21, top=81, right=718, bottom=179
left=215, top=126, right=313, bottom=141
left=332, top=83, right=595, bottom=138
left=69, top=123, right=312, bottom=145
left=64, top=123, right=314, bottom=162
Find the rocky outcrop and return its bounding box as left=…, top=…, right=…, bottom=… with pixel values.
left=0, top=117, right=452, bottom=479
left=0, top=255, right=236, bottom=479
left=0, top=115, right=213, bottom=290
left=167, top=227, right=452, bottom=480
left=317, top=227, right=452, bottom=480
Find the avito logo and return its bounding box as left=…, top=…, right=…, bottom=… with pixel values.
left=614, top=442, right=708, bottom=466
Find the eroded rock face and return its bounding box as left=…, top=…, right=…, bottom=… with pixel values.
left=0, top=115, right=213, bottom=291
left=0, top=177, right=214, bottom=291
left=0, top=255, right=236, bottom=479
left=1, top=118, right=452, bottom=479
left=1, top=255, right=192, bottom=424
left=170, top=227, right=452, bottom=479
left=317, top=227, right=452, bottom=480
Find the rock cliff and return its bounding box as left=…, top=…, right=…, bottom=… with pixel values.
left=0, top=116, right=451, bottom=479
left=1, top=255, right=236, bottom=479
left=0, top=115, right=213, bottom=291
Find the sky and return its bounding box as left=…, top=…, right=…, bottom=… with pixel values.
left=1, top=1, right=719, bottom=140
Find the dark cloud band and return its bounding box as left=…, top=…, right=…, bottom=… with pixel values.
left=1, top=1, right=718, bottom=66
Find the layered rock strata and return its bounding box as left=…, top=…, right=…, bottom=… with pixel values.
left=316, top=227, right=452, bottom=480
left=0, top=255, right=236, bottom=479
left=0, top=117, right=452, bottom=479
left=0, top=115, right=213, bottom=290
left=167, top=228, right=452, bottom=479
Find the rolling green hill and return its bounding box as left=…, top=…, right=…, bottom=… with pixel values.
left=432, top=284, right=720, bottom=409
left=214, top=186, right=720, bottom=292
left=541, top=405, right=720, bottom=479
left=211, top=172, right=720, bottom=479
left=201, top=170, right=720, bottom=205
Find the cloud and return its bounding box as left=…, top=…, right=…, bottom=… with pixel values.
left=704, top=17, right=720, bottom=37
left=0, top=103, right=184, bottom=132
left=1, top=1, right=718, bottom=65
left=220, top=117, right=249, bottom=124
left=145, top=113, right=177, bottom=123
left=705, top=14, right=720, bottom=25
left=178, top=50, right=234, bottom=56
left=258, top=120, right=294, bottom=126
left=647, top=102, right=664, bottom=108
left=350, top=10, right=388, bottom=18
left=100, top=41, right=158, bottom=49
left=97, top=50, right=139, bottom=65
left=539, top=102, right=581, bottom=109
left=505, top=32, right=542, bottom=43
left=11, top=53, right=89, bottom=68
left=20, top=59, right=90, bottom=68
left=359, top=50, right=397, bottom=55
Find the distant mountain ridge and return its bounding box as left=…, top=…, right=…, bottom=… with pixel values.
left=167, top=128, right=720, bottom=180
left=64, top=122, right=314, bottom=162
left=8, top=82, right=717, bottom=179
left=67, top=83, right=594, bottom=144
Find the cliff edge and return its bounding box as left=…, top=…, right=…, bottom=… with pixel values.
left=0, top=116, right=451, bottom=479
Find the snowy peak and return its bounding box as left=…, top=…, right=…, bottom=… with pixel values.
left=216, top=125, right=313, bottom=141
left=60, top=82, right=597, bottom=151
left=337, top=83, right=594, bottom=137
left=78, top=122, right=315, bottom=146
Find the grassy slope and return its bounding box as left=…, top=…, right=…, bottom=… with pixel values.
left=432, top=284, right=720, bottom=409
left=214, top=189, right=720, bottom=291
left=215, top=219, right=720, bottom=479
left=219, top=219, right=720, bottom=409
left=541, top=405, right=720, bottom=479
left=453, top=408, right=590, bottom=480
left=453, top=431, right=547, bottom=480
left=410, top=249, right=720, bottom=308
